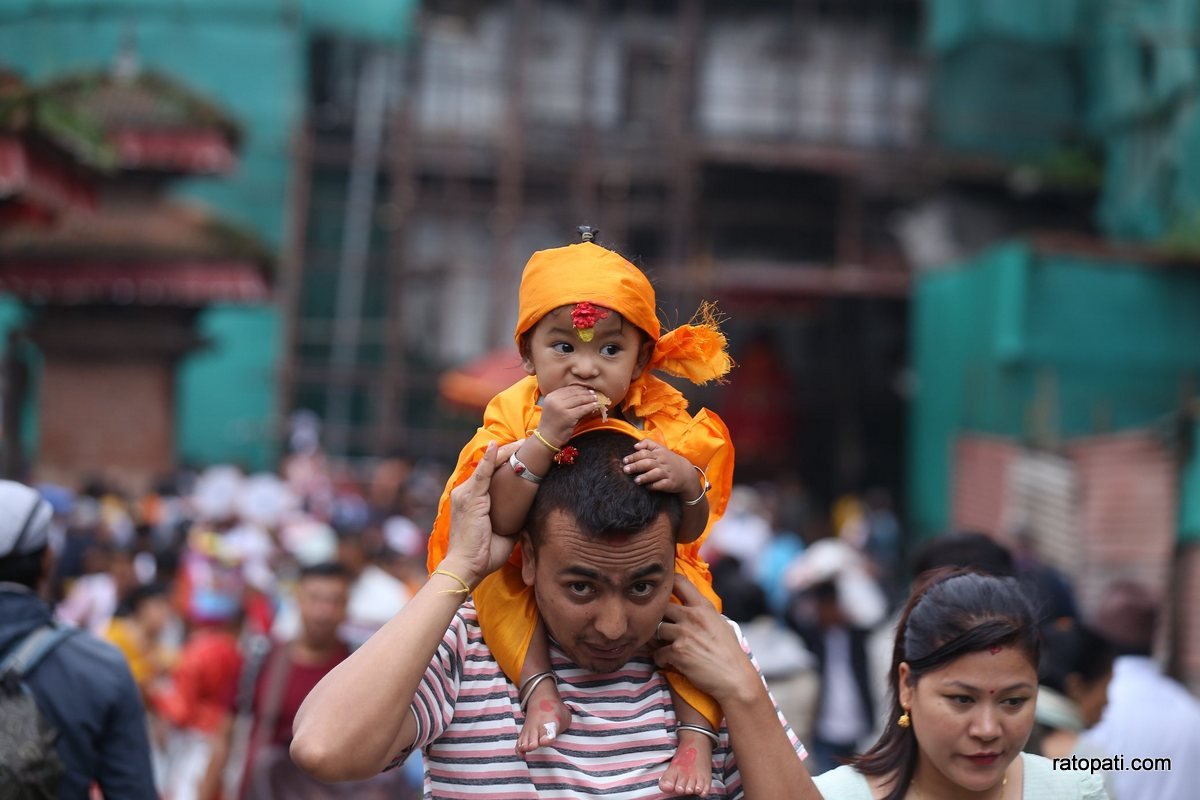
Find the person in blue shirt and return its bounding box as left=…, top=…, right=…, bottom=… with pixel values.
left=0, top=479, right=157, bottom=799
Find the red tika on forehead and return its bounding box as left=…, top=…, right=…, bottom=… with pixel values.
left=989, top=646, right=1002, bottom=655
left=571, top=301, right=608, bottom=325
left=571, top=301, right=610, bottom=342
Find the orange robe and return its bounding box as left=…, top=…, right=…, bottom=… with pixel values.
left=427, top=375, right=734, bottom=727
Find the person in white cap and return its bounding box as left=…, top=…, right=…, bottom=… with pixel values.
left=0, top=478, right=157, bottom=799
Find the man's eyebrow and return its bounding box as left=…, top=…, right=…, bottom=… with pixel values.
left=558, top=563, right=667, bottom=586
left=945, top=680, right=1035, bottom=693
left=631, top=563, right=667, bottom=579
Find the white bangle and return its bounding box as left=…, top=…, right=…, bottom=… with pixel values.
left=509, top=452, right=543, bottom=484
left=683, top=464, right=710, bottom=506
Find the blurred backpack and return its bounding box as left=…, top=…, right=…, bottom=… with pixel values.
left=0, top=623, right=78, bottom=800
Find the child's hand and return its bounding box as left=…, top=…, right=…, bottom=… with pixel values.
left=539, top=385, right=604, bottom=445
left=622, top=439, right=701, bottom=495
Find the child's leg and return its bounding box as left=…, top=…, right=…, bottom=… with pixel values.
left=660, top=687, right=718, bottom=797
left=516, top=614, right=573, bottom=755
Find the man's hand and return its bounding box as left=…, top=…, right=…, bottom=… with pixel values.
left=652, top=575, right=759, bottom=706
left=622, top=439, right=700, bottom=496
left=440, top=441, right=521, bottom=587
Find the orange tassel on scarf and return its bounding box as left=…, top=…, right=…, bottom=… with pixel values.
left=650, top=301, right=733, bottom=385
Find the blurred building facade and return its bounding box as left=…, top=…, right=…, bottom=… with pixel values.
left=0, top=68, right=272, bottom=491
left=288, top=0, right=937, bottom=511
left=0, top=0, right=417, bottom=481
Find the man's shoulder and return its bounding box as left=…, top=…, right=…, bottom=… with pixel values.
left=456, top=600, right=483, bottom=626
left=434, top=601, right=488, bottom=657
left=53, top=626, right=135, bottom=680
left=17, top=625, right=139, bottom=723
left=1112, top=657, right=1200, bottom=709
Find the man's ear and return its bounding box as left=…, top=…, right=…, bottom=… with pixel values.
left=520, top=532, right=536, bottom=587
left=631, top=338, right=654, bottom=380
left=38, top=547, right=56, bottom=598
left=897, top=662, right=914, bottom=710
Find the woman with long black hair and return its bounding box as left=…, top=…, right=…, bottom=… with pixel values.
left=813, top=568, right=1106, bottom=799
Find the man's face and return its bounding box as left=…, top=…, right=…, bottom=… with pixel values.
left=522, top=509, right=675, bottom=673
left=296, top=574, right=349, bottom=648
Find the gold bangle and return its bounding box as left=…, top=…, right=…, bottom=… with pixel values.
left=432, top=568, right=471, bottom=595
left=530, top=429, right=562, bottom=454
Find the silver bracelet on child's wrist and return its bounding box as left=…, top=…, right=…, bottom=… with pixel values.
left=509, top=452, right=544, bottom=484
left=683, top=464, right=710, bottom=506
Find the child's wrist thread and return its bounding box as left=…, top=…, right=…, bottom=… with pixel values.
left=432, top=568, right=472, bottom=595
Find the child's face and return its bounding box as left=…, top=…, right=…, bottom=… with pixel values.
left=521, top=305, right=652, bottom=406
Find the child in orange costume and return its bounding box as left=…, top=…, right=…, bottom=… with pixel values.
left=427, top=237, right=734, bottom=796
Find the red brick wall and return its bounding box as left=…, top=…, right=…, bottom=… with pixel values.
left=951, top=436, right=1019, bottom=538
left=37, top=357, right=174, bottom=493
left=1068, top=432, right=1177, bottom=621
left=952, top=431, right=1198, bottom=692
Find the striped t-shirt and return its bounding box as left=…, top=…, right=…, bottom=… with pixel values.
left=402, top=601, right=806, bottom=799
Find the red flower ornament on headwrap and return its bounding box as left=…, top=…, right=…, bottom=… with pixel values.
left=571, top=301, right=609, bottom=342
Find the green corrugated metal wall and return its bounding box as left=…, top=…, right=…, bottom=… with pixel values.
left=928, top=0, right=1200, bottom=244
left=908, top=241, right=1200, bottom=542
left=927, top=0, right=1089, bottom=163
left=0, top=0, right=415, bottom=471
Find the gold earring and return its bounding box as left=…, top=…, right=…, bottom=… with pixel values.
left=898, top=709, right=911, bottom=728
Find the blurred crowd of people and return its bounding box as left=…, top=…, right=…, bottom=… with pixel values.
left=31, top=429, right=451, bottom=800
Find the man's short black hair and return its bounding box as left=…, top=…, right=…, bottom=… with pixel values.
left=911, top=531, right=1015, bottom=578
left=300, top=561, right=351, bottom=582
left=526, top=429, right=682, bottom=549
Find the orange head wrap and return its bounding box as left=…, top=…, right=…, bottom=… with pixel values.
left=514, top=241, right=732, bottom=418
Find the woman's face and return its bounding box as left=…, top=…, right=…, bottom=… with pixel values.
left=898, top=645, right=1038, bottom=795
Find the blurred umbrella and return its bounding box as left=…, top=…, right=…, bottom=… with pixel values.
left=438, top=347, right=526, bottom=411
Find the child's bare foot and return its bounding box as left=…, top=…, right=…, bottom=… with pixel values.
left=660, top=726, right=715, bottom=796
left=516, top=674, right=572, bottom=755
